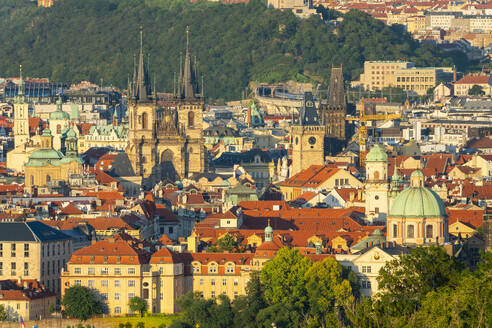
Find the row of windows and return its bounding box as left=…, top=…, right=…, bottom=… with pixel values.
left=0, top=262, right=29, bottom=276
left=393, top=224, right=434, bottom=238
left=396, top=76, right=434, bottom=82
left=74, top=267, right=136, bottom=275
left=198, top=291, right=240, bottom=299
left=74, top=279, right=136, bottom=288
left=0, top=243, right=29, bottom=258
left=192, top=265, right=236, bottom=274
left=199, top=278, right=239, bottom=286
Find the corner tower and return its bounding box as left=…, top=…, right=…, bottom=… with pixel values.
left=290, top=92, right=325, bottom=176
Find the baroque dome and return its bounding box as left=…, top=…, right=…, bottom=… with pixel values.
left=366, top=144, right=388, bottom=162
left=389, top=170, right=446, bottom=218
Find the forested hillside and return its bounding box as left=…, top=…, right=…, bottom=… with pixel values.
left=0, top=0, right=465, bottom=100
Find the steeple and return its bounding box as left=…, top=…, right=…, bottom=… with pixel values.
left=16, top=65, right=25, bottom=104
left=298, top=92, right=319, bottom=126
left=178, top=26, right=199, bottom=99
left=327, top=65, right=346, bottom=108
left=134, top=26, right=151, bottom=101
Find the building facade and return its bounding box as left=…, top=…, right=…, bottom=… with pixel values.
left=0, top=222, right=72, bottom=295
left=126, top=28, right=205, bottom=187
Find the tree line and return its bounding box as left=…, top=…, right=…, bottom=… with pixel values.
left=0, top=0, right=470, bottom=101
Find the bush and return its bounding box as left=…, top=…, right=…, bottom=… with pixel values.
left=136, top=322, right=145, bottom=328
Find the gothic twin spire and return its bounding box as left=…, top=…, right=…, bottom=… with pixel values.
left=130, top=26, right=202, bottom=101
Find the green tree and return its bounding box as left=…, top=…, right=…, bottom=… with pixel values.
left=216, top=233, right=241, bottom=252
left=304, top=257, right=353, bottom=327
left=469, top=84, right=485, bottom=96
left=260, top=247, right=312, bottom=315
left=61, top=286, right=103, bottom=321
left=233, top=271, right=267, bottom=328
left=128, top=296, right=147, bottom=317
left=0, top=304, right=7, bottom=321
left=375, top=246, right=463, bottom=322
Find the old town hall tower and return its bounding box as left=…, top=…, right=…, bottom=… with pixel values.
left=126, top=27, right=205, bottom=187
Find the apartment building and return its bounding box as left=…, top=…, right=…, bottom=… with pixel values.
left=0, top=221, right=72, bottom=295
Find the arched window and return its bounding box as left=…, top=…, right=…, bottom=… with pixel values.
left=46, top=175, right=51, bottom=183
left=426, top=225, right=433, bottom=239
left=142, top=112, right=148, bottom=130
left=188, top=111, right=194, bottom=127
left=407, top=225, right=414, bottom=238
left=30, top=176, right=34, bottom=185
left=57, top=125, right=61, bottom=134
left=373, top=171, right=380, bottom=180
left=393, top=224, right=398, bottom=238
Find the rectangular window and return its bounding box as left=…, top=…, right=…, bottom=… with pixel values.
left=23, top=244, right=29, bottom=257
left=234, top=291, right=238, bottom=298
left=74, top=280, right=81, bottom=286
left=74, top=267, right=81, bottom=274
left=234, top=279, right=238, bottom=286
left=115, top=306, right=121, bottom=314
left=128, top=268, right=136, bottom=275
left=211, top=291, right=215, bottom=298
left=128, top=280, right=135, bottom=287
left=160, top=292, right=163, bottom=300
left=114, top=293, right=120, bottom=300
left=222, top=278, right=227, bottom=286
left=192, top=266, right=200, bottom=273
left=128, top=293, right=135, bottom=299
left=101, top=280, right=108, bottom=287
left=11, top=244, right=16, bottom=257
left=0, top=243, right=3, bottom=257
left=11, top=262, right=16, bottom=276
left=393, top=224, right=398, bottom=238
left=211, top=279, right=215, bottom=286
left=24, top=262, right=28, bottom=276
left=0, top=262, right=3, bottom=275
left=101, top=268, right=108, bottom=275
left=200, top=279, right=204, bottom=286
left=88, top=280, right=95, bottom=287
left=114, top=268, right=121, bottom=275
left=88, top=267, right=95, bottom=275
left=101, top=293, right=108, bottom=300
left=114, top=280, right=120, bottom=287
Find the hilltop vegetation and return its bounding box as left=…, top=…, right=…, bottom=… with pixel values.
left=0, top=0, right=465, bottom=100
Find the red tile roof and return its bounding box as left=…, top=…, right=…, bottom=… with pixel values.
left=455, top=74, right=491, bottom=85
left=281, top=165, right=341, bottom=188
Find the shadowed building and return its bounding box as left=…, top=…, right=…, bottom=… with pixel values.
left=318, top=66, right=347, bottom=155
left=126, top=27, right=205, bottom=188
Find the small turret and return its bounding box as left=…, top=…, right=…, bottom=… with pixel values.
left=264, top=219, right=273, bottom=242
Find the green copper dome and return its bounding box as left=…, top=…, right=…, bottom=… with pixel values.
left=366, top=144, right=388, bottom=162
left=389, top=171, right=445, bottom=219
left=50, top=98, right=69, bottom=121
left=29, top=149, right=64, bottom=161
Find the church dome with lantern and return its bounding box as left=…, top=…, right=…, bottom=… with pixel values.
left=389, top=170, right=446, bottom=219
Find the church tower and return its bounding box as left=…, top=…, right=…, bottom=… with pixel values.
left=290, top=92, right=325, bottom=176
left=126, top=26, right=157, bottom=181
left=175, top=26, right=205, bottom=176
left=364, top=144, right=389, bottom=223
left=318, top=65, right=347, bottom=155
left=13, top=65, right=30, bottom=149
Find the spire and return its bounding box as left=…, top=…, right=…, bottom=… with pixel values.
left=135, top=26, right=150, bottom=101
left=16, top=65, right=25, bottom=104
left=132, top=53, right=137, bottom=98
left=298, top=92, right=319, bottom=126
left=327, top=65, right=346, bottom=108
left=179, top=26, right=198, bottom=99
